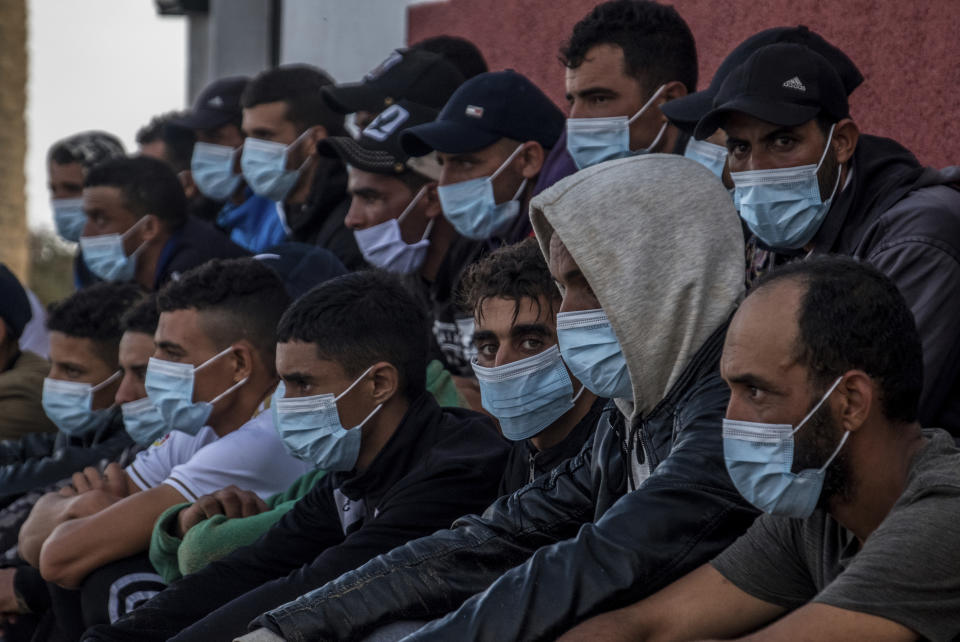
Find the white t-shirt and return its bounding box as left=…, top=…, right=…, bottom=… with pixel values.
left=125, top=409, right=311, bottom=501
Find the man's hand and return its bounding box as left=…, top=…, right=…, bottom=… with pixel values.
left=67, top=463, right=129, bottom=498
left=176, top=486, right=269, bottom=538
left=0, top=568, right=22, bottom=615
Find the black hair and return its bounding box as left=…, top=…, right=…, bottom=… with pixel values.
left=241, top=65, right=346, bottom=137
left=121, top=294, right=159, bottom=336
left=413, top=35, right=489, bottom=79
left=47, top=282, right=144, bottom=363
left=277, top=270, right=428, bottom=400
left=136, top=111, right=197, bottom=173
left=459, top=237, right=559, bottom=323
left=157, top=258, right=290, bottom=375
left=84, top=156, right=188, bottom=230
left=47, top=131, right=125, bottom=169
left=560, top=0, right=698, bottom=93
left=752, top=256, right=923, bottom=423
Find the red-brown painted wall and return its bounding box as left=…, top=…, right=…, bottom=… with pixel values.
left=408, top=0, right=959, bottom=168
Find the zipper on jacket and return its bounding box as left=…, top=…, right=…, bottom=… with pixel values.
left=528, top=451, right=537, bottom=484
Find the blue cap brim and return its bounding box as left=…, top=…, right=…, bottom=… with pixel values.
left=400, top=119, right=502, bottom=157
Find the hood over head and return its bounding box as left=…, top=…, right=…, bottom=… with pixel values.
left=530, top=154, right=744, bottom=421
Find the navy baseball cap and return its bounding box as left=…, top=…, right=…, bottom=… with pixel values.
left=170, top=76, right=248, bottom=131
left=662, top=26, right=862, bottom=134
left=694, top=43, right=850, bottom=140
left=400, top=70, right=565, bottom=156
left=317, top=100, right=442, bottom=180
left=0, top=264, right=31, bottom=339
left=322, top=49, right=465, bottom=114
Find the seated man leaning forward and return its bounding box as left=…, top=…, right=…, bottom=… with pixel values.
left=239, top=154, right=759, bottom=642
left=460, top=238, right=607, bottom=494
left=86, top=270, right=510, bottom=642
left=562, top=256, right=960, bottom=642
left=19, top=258, right=310, bottom=596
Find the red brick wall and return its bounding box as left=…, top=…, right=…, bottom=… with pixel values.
left=408, top=0, right=959, bottom=167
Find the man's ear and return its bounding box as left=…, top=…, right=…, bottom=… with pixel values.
left=518, top=142, right=546, bottom=179
left=305, top=125, right=328, bottom=156
left=421, top=182, right=443, bottom=220
left=835, top=370, right=873, bottom=433
left=658, top=79, right=689, bottom=105
left=832, top=118, right=859, bottom=165
left=368, top=361, right=399, bottom=405
left=139, top=214, right=164, bottom=243
left=229, top=341, right=256, bottom=383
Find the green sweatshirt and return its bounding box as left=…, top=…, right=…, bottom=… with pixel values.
left=149, top=360, right=466, bottom=582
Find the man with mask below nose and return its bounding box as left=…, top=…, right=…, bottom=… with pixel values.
left=237, top=155, right=758, bottom=642
left=19, top=260, right=310, bottom=636
left=562, top=256, right=960, bottom=642
left=399, top=70, right=564, bottom=378
left=169, top=76, right=286, bottom=253
left=0, top=294, right=160, bottom=634
left=239, top=65, right=364, bottom=270
left=694, top=42, right=960, bottom=437
left=78, top=156, right=248, bottom=291
left=86, top=270, right=509, bottom=642
left=461, top=238, right=607, bottom=494
left=534, top=0, right=698, bottom=192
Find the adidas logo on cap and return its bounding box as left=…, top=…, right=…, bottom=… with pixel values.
left=208, top=96, right=225, bottom=107
left=782, top=76, right=806, bottom=92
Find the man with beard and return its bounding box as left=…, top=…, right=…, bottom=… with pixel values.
left=562, top=256, right=960, bottom=642
left=693, top=42, right=960, bottom=435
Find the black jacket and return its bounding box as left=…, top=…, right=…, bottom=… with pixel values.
left=810, top=134, right=960, bottom=434
left=284, top=157, right=365, bottom=271
left=153, top=216, right=250, bottom=290
left=0, top=409, right=133, bottom=508
left=255, top=323, right=759, bottom=641
left=85, top=394, right=510, bottom=642
left=498, top=396, right=606, bottom=496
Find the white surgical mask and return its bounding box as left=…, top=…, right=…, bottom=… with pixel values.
left=566, top=85, right=667, bottom=169
left=353, top=185, right=434, bottom=274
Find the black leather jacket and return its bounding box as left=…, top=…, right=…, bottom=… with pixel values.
left=255, top=323, right=759, bottom=641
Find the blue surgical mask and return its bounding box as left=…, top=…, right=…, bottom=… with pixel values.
left=436, top=144, right=528, bottom=240
left=353, top=186, right=434, bottom=274
left=52, top=198, right=86, bottom=242
left=683, top=139, right=728, bottom=179
left=473, top=345, right=585, bottom=441
left=42, top=371, right=121, bottom=437
left=144, top=347, right=248, bottom=435
left=272, top=366, right=382, bottom=471
left=722, top=376, right=847, bottom=518
left=732, top=124, right=840, bottom=250
left=121, top=396, right=169, bottom=446
left=565, top=85, right=667, bottom=170
left=241, top=132, right=309, bottom=202
left=192, top=142, right=243, bottom=200
left=556, top=309, right=632, bottom=400
left=78, top=217, right=148, bottom=282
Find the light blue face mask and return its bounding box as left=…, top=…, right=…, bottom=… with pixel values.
left=556, top=309, right=633, bottom=400
left=120, top=396, right=169, bottom=446
left=42, top=371, right=121, bottom=437
left=353, top=186, right=434, bottom=274
left=240, top=132, right=309, bottom=202
left=731, top=124, right=840, bottom=250
left=78, top=216, right=147, bottom=282
left=436, top=144, right=528, bottom=241
left=683, top=139, right=728, bottom=179
left=51, top=198, right=87, bottom=242
left=144, top=347, right=248, bottom=435
left=565, top=85, right=667, bottom=170
left=472, top=345, right=585, bottom=441
left=722, top=376, right=847, bottom=518
left=272, top=366, right=382, bottom=471
left=192, top=142, right=243, bottom=201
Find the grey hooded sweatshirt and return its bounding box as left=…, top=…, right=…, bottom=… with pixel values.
left=249, top=155, right=759, bottom=642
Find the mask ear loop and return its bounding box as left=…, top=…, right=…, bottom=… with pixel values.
left=627, top=85, right=667, bottom=124
left=813, top=124, right=842, bottom=204
left=285, top=127, right=316, bottom=172
left=489, top=144, right=529, bottom=205
left=791, top=375, right=844, bottom=436
left=396, top=185, right=435, bottom=243
left=572, top=384, right=586, bottom=403
left=818, top=430, right=851, bottom=472
left=195, top=346, right=237, bottom=373
left=121, top=215, right=151, bottom=261
left=333, top=365, right=384, bottom=429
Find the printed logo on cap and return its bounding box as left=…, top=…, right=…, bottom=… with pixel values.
left=782, top=76, right=807, bottom=92
left=465, top=105, right=484, bottom=119
left=362, top=104, right=410, bottom=142
left=365, top=50, right=404, bottom=81
left=208, top=95, right=225, bottom=107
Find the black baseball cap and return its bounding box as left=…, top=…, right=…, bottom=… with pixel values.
left=169, top=76, right=248, bottom=131
left=662, top=26, right=862, bottom=134
left=400, top=70, right=565, bottom=156
left=317, top=100, right=442, bottom=180
left=322, top=49, right=465, bottom=114
left=694, top=43, right=850, bottom=140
